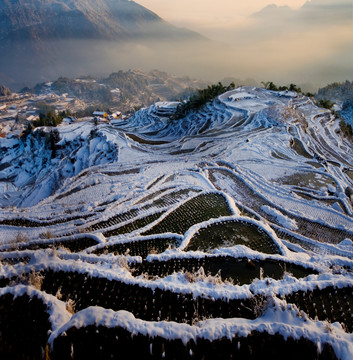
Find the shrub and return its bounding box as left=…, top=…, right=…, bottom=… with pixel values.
left=28, top=269, right=44, bottom=290
left=10, top=232, right=30, bottom=245
left=289, top=83, right=302, bottom=93
left=318, top=99, right=335, bottom=110
left=340, top=120, right=353, bottom=139
left=0, top=85, right=11, bottom=96
left=40, top=230, right=54, bottom=239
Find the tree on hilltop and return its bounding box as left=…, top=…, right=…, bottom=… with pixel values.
left=172, top=82, right=235, bottom=120
left=0, top=85, right=11, bottom=97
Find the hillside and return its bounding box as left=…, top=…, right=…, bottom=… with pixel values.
left=0, top=0, right=199, bottom=41
left=316, top=80, right=353, bottom=126
left=316, top=81, right=353, bottom=104
left=0, top=87, right=353, bottom=358
left=30, top=69, right=207, bottom=114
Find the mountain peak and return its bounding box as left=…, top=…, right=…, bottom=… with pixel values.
left=0, top=0, right=167, bottom=41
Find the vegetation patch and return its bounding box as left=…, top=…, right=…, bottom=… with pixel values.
left=185, top=219, right=281, bottom=254
left=133, top=256, right=316, bottom=285
left=284, top=286, right=353, bottom=333
left=143, top=193, right=234, bottom=236
left=51, top=325, right=336, bottom=360
left=102, top=211, right=166, bottom=238
left=94, top=237, right=182, bottom=259
left=0, top=293, right=51, bottom=359
left=171, top=82, right=235, bottom=120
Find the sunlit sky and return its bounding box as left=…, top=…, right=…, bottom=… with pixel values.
left=136, top=0, right=308, bottom=36
left=131, top=0, right=352, bottom=86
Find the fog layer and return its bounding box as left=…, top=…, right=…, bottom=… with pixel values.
left=1, top=0, right=352, bottom=89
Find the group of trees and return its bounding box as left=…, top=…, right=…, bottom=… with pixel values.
left=31, top=102, right=71, bottom=127
left=261, top=81, right=303, bottom=94
left=172, top=82, right=235, bottom=120
left=318, top=99, right=335, bottom=110
left=32, top=110, right=66, bottom=127
left=33, top=110, right=69, bottom=127
left=261, top=81, right=339, bottom=110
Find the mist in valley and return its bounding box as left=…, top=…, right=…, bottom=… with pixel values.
left=0, top=0, right=352, bottom=90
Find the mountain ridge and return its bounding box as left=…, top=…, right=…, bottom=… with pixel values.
left=0, top=0, right=200, bottom=41
left=0, top=0, right=205, bottom=88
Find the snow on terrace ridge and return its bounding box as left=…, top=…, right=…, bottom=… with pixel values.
left=2, top=249, right=352, bottom=358
left=0, top=86, right=353, bottom=358
left=48, top=300, right=353, bottom=360
left=1, top=284, right=72, bottom=327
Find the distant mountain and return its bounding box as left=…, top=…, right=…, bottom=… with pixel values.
left=0, top=0, right=200, bottom=42
left=29, top=69, right=208, bottom=114
left=0, top=0, right=205, bottom=88
left=316, top=81, right=353, bottom=104
left=315, top=80, right=353, bottom=126
left=251, top=0, right=352, bottom=26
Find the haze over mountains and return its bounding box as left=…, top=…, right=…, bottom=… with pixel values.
left=0, top=0, right=205, bottom=88
left=0, top=0, right=200, bottom=41
left=0, top=0, right=352, bottom=90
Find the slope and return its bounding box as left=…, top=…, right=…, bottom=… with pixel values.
left=0, top=87, right=353, bottom=359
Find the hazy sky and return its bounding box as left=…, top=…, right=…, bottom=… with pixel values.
left=133, top=0, right=352, bottom=87
left=136, top=0, right=308, bottom=37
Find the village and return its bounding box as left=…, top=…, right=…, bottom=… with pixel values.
left=0, top=88, right=123, bottom=139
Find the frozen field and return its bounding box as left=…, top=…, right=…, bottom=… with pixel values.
left=0, top=87, right=352, bottom=359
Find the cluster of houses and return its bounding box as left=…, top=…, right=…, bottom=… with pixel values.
left=0, top=93, right=77, bottom=125
left=92, top=111, right=122, bottom=123
left=0, top=91, right=124, bottom=139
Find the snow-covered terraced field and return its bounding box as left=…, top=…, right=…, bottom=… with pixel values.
left=0, top=87, right=353, bottom=359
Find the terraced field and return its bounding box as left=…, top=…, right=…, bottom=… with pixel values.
left=0, top=87, right=353, bottom=359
